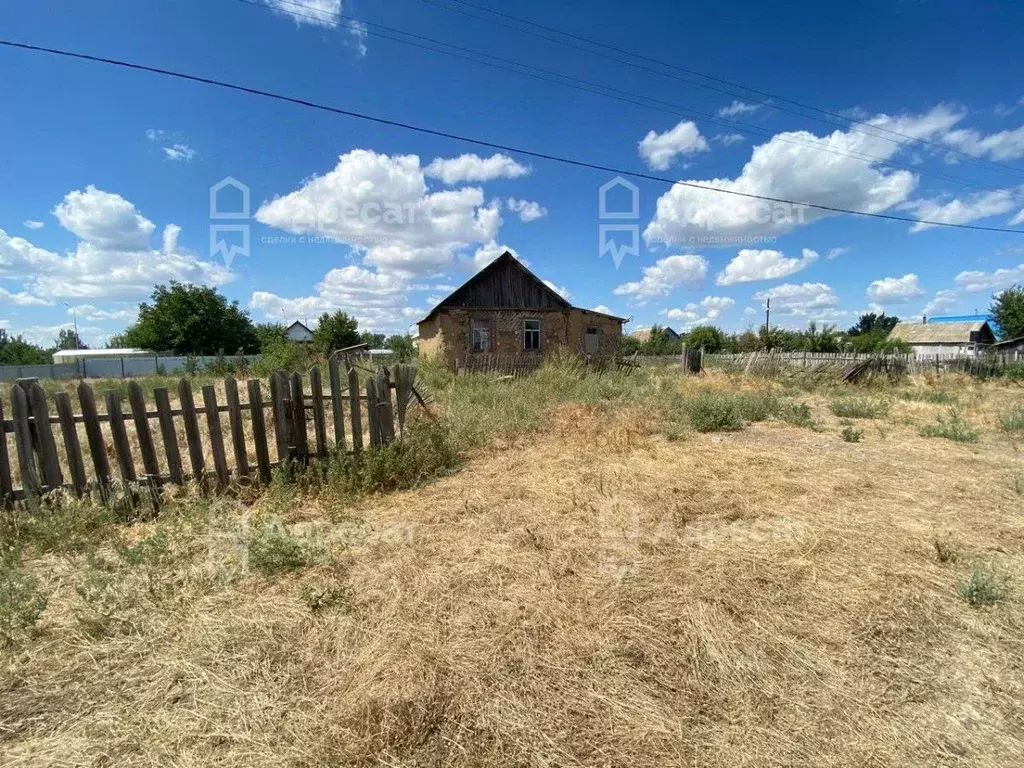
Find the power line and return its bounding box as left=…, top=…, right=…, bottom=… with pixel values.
left=238, top=0, right=1011, bottom=196
left=1, top=38, right=1022, bottom=234
left=423, top=0, right=1023, bottom=177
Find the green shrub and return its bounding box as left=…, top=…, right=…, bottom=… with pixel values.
left=247, top=520, right=321, bottom=576
left=841, top=426, right=862, bottom=443
left=919, top=408, right=981, bottom=443
left=1002, top=363, right=1024, bottom=381
left=0, top=549, right=47, bottom=646
left=685, top=393, right=743, bottom=432
left=735, top=391, right=781, bottom=422
left=957, top=566, right=1009, bottom=607
left=778, top=401, right=815, bottom=428
left=997, top=406, right=1024, bottom=432
left=829, top=397, right=889, bottom=419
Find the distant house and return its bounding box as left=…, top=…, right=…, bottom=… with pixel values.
left=991, top=336, right=1024, bottom=356
left=887, top=319, right=996, bottom=356
left=630, top=326, right=679, bottom=344
left=417, top=251, right=626, bottom=370
left=285, top=321, right=314, bottom=343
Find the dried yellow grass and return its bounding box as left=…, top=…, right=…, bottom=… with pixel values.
left=2, top=371, right=1023, bottom=766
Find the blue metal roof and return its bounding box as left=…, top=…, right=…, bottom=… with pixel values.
left=927, top=314, right=1003, bottom=339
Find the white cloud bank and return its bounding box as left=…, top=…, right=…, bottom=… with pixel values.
left=638, top=121, right=709, bottom=171
left=613, top=255, right=709, bottom=299
left=716, top=248, right=819, bottom=285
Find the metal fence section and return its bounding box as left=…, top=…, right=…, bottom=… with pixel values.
left=0, top=355, right=259, bottom=382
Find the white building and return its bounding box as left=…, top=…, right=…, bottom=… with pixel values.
left=284, top=321, right=314, bottom=343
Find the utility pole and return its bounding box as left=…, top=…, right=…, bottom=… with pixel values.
left=764, top=298, right=771, bottom=350
left=62, top=302, right=79, bottom=349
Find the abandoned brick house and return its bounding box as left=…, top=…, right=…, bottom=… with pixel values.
left=417, top=251, right=626, bottom=369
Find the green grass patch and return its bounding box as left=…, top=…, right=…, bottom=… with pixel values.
left=0, top=548, right=47, bottom=647
left=828, top=396, right=889, bottom=419
left=919, top=408, right=981, bottom=444
left=897, top=389, right=958, bottom=405
left=246, top=520, right=322, bottom=577
left=997, top=406, right=1024, bottom=432
left=841, top=426, right=862, bottom=443
left=957, top=565, right=1009, bottom=607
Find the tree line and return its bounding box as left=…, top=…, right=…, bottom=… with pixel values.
left=623, top=285, right=1024, bottom=356
left=1, top=282, right=415, bottom=366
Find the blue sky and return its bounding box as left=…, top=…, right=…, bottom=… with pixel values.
left=2, top=0, right=1024, bottom=346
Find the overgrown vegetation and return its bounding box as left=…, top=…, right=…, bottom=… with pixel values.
left=829, top=396, right=889, bottom=419
left=0, top=548, right=47, bottom=646
left=247, top=519, right=322, bottom=576
left=919, top=408, right=981, bottom=443
left=841, top=426, right=863, bottom=443
left=957, top=565, right=1010, bottom=607
left=998, top=406, right=1024, bottom=433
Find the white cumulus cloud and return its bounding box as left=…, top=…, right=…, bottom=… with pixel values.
left=921, top=290, right=959, bottom=316
left=613, top=254, right=709, bottom=299
left=753, top=282, right=840, bottom=316
left=866, top=274, right=924, bottom=305
left=507, top=198, right=548, bottom=222
left=716, top=248, right=819, bottom=286
left=718, top=100, right=761, bottom=118
left=53, top=185, right=156, bottom=250
left=645, top=104, right=963, bottom=246
left=955, top=264, right=1024, bottom=293
left=425, top=153, right=530, bottom=184
left=907, top=189, right=1019, bottom=232
left=638, top=121, right=709, bottom=171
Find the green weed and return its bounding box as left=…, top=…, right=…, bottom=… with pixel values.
left=957, top=566, right=1009, bottom=607
left=0, top=548, right=47, bottom=646
left=829, top=397, right=889, bottom=419
left=920, top=408, right=981, bottom=443
left=841, top=426, right=863, bottom=443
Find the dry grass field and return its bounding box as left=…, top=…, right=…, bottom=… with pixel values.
left=2, top=362, right=1023, bottom=766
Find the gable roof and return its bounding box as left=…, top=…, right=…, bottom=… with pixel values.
left=888, top=321, right=993, bottom=344
left=286, top=321, right=313, bottom=334
left=418, top=251, right=625, bottom=323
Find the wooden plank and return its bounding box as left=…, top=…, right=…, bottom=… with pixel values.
left=104, top=390, right=136, bottom=483
left=78, top=382, right=110, bottom=491
left=178, top=379, right=205, bottom=484
left=348, top=363, right=363, bottom=452
left=328, top=354, right=346, bottom=449
left=308, top=366, right=327, bottom=458
left=289, top=371, right=309, bottom=460
left=202, top=385, right=230, bottom=490
left=247, top=379, right=272, bottom=484
left=375, top=370, right=396, bottom=444
left=54, top=393, right=87, bottom=497
left=28, top=384, right=63, bottom=490
left=153, top=388, right=184, bottom=485
left=128, top=381, right=161, bottom=486
left=393, top=363, right=415, bottom=435
left=365, top=375, right=380, bottom=447
left=10, top=385, right=40, bottom=497
left=270, top=371, right=292, bottom=462
left=0, top=399, right=13, bottom=505
left=224, top=377, right=250, bottom=481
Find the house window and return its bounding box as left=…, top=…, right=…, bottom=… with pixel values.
left=524, top=318, right=541, bottom=351
left=471, top=319, right=491, bottom=352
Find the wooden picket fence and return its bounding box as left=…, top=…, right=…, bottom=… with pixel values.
left=0, top=359, right=422, bottom=506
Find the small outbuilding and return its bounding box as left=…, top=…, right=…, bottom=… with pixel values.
left=887, top=319, right=996, bottom=356
left=417, top=251, right=626, bottom=370
left=285, top=321, right=314, bottom=343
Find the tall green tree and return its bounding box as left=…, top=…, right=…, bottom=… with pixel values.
left=254, top=322, right=287, bottom=351
left=386, top=334, right=416, bottom=361
left=54, top=328, right=88, bottom=351
left=359, top=331, right=386, bottom=349
left=685, top=325, right=727, bottom=353
left=846, top=312, right=899, bottom=337
left=312, top=311, right=360, bottom=356
left=0, top=329, right=49, bottom=365
left=991, top=284, right=1024, bottom=340
left=118, top=282, right=259, bottom=355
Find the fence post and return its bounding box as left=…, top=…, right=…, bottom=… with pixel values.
left=309, top=366, right=327, bottom=458
left=10, top=386, right=41, bottom=499
left=54, top=393, right=87, bottom=497
left=365, top=374, right=380, bottom=447
left=289, top=371, right=309, bottom=462
left=0, top=399, right=13, bottom=506
left=78, top=383, right=110, bottom=494
left=28, top=384, right=63, bottom=491
left=202, top=385, right=230, bottom=490
left=128, top=382, right=161, bottom=486
left=247, top=379, right=272, bottom=484
left=224, top=377, right=250, bottom=482
left=105, top=390, right=137, bottom=484
left=376, top=369, right=396, bottom=444
left=153, top=388, right=184, bottom=486
left=177, top=379, right=206, bottom=486
left=328, top=354, right=346, bottom=449
left=348, top=362, right=363, bottom=453
left=269, top=371, right=289, bottom=462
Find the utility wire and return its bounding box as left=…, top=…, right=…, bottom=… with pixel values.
left=1, top=38, right=1022, bottom=234
left=239, top=0, right=1013, bottom=196
left=423, top=0, right=1023, bottom=177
